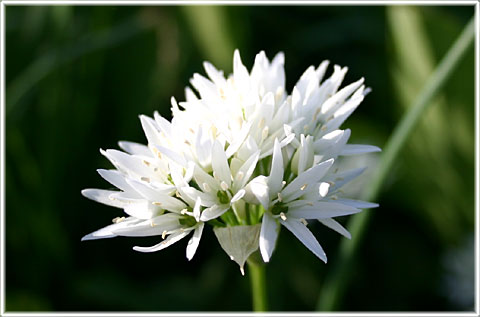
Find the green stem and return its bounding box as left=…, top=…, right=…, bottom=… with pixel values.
left=316, top=17, right=475, bottom=311
left=247, top=257, right=268, bottom=312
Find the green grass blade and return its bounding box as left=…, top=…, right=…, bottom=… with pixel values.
left=316, top=16, right=475, bottom=311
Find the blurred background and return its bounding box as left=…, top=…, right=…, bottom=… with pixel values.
left=5, top=5, right=475, bottom=312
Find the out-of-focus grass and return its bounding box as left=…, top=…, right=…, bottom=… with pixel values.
left=316, top=10, right=475, bottom=311
left=387, top=6, right=474, bottom=243
left=180, top=6, right=235, bottom=70
left=4, top=5, right=475, bottom=312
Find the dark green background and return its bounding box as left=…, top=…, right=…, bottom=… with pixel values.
left=5, top=5, right=475, bottom=311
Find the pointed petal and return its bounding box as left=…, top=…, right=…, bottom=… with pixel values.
left=318, top=218, right=351, bottom=239
left=244, top=176, right=270, bottom=210
left=103, top=149, right=152, bottom=177
left=282, top=159, right=334, bottom=202
left=123, top=200, right=162, bottom=219
left=288, top=201, right=361, bottom=219
left=233, top=150, right=260, bottom=191
left=133, top=230, right=192, bottom=253
left=332, top=198, right=379, bottom=209
left=97, top=169, right=134, bottom=193
left=231, top=189, right=246, bottom=203
left=139, top=115, right=162, bottom=146
left=226, top=122, right=252, bottom=158
left=267, top=139, right=284, bottom=198
left=324, top=167, right=366, bottom=191
left=282, top=218, right=327, bottom=262
left=81, top=217, right=142, bottom=240
left=212, top=140, right=232, bottom=188
left=259, top=212, right=280, bottom=262
left=154, top=145, right=187, bottom=167
left=193, top=164, right=221, bottom=193
left=181, top=186, right=217, bottom=207
left=81, top=189, right=126, bottom=208
left=127, top=179, right=187, bottom=212
left=200, top=204, right=230, bottom=222
left=193, top=196, right=202, bottom=221
left=118, top=141, right=152, bottom=156
left=81, top=214, right=183, bottom=240
left=186, top=223, right=205, bottom=261
left=340, top=144, right=381, bottom=156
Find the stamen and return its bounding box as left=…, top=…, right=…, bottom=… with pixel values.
left=300, top=218, right=308, bottom=226
left=313, top=108, right=321, bottom=121
left=321, top=125, right=327, bottom=131
left=258, top=118, right=266, bottom=129
left=236, top=171, right=244, bottom=181
left=152, top=202, right=162, bottom=206
left=331, top=195, right=338, bottom=200
left=220, top=181, right=229, bottom=191
left=210, top=126, right=217, bottom=138
left=143, top=160, right=151, bottom=166
left=112, top=217, right=125, bottom=224
left=203, top=183, right=211, bottom=192
left=261, top=126, right=269, bottom=140
left=240, top=266, right=245, bottom=276
left=281, top=180, right=286, bottom=187
left=141, top=177, right=150, bottom=183
left=300, top=184, right=308, bottom=191
left=277, top=193, right=283, bottom=202
left=151, top=220, right=156, bottom=228
left=280, top=212, right=287, bottom=221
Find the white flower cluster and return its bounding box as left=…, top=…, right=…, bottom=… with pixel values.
left=82, top=50, right=380, bottom=266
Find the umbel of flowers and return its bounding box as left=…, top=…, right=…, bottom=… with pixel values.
left=82, top=50, right=380, bottom=273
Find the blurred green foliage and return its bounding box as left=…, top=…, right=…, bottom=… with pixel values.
left=5, top=5, right=474, bottom=311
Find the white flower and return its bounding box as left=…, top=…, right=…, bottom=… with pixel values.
left=82, top=49, right=380, bottom=267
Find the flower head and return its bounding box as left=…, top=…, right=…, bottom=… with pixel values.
left=82, top=50, right=380, bottom=268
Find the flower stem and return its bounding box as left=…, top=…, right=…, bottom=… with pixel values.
left=316, top=16, right=475, bottom=311
left=247, top=256, right=268, bottom=312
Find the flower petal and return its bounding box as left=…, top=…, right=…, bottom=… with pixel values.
left=267, top=139, right=284, bottom=199
left=281, top=218, right=327, bottom=263
left=212, top=140, right=232, bottom=188
left=154, top=145, right=187, bottom=167
left=318, top=218, right=351, bottom=239
left=340, top=144, right=381, bottom=156
left=81, top=213, right=183, bottom=241
left=193, top=196, right=202, bottom=222
left=288, top=201, right=361, bottom=219
left=97, top=169, right=134, bottom=193
left=282, top=158, right=334, bottom=202
left=244, top=176, right=270, bottom=210
left=233, top=150, right=260, bottom=192
left=133, top=229, right=192, bottom=253
left=200, top=204, right=230, bottom=222
left=332, top=198, right=379, bottom=209
left=231, top=189, right=246, bottom=203
left=118, top=141, right=152, bottom=157
left=81, top=189, right=126, bottom=209
left=259, top=212, right=280, bottom=262
left=186, top=223, right=205, bottom=261
left=127, top=179, right=187, bottom=212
